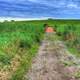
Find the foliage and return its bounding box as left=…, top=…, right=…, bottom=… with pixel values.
left=0, top=19, right=80, bottom=80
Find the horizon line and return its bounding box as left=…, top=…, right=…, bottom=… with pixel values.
left=0, top=17, right=80, bottom=22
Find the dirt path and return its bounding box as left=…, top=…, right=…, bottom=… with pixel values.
left=24, top=33, right=80, bottom=80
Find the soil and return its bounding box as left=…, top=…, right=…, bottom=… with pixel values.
left=24, top=33, right=80, bottom=80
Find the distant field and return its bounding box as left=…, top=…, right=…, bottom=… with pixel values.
left=0, top=19, right=80, bottom=80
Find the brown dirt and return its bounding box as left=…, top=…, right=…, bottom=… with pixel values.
left=24, top=33, right=80, bottom=80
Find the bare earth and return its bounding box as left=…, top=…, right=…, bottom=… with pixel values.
left=24, top=34, right=80, bottom=80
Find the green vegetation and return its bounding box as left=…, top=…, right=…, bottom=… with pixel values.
left=0, top=21, right=44, bottom=80
left=0, top=19, right=80, bottom=80
left=55, top=23, right=80, bottom=57
left=38, top=19, right=80, bottom=57
left=75, top=71, right=80, bottom=79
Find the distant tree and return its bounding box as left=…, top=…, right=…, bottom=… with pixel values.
left=11, top=20, right=15, bottom=22
left=48, top=18, right=53, bottom=20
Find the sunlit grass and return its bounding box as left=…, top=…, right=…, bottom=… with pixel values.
left=0, top=20, right=80, bottom=80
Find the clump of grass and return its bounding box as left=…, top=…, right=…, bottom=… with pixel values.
left=56, top=24, right=80, bottom=57
left=11, top=44, right=39, bottom=80
left=0, top=51, right=11, bottom=65
left=74, top=71, right=80, bottom=79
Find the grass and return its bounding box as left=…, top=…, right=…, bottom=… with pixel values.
left=69, top=48, right=80, bottom=57
left=0, top=51, right=11, bottom=65
left=53, top=23, right=80, bottom=57
left=0, top=20, right=44, bottom=80
left=0, top=19, right=80, bottom=80
left=11, top=44, right=39, bottom=80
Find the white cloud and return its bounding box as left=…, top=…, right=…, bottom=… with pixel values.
left=0, top=0, right=80, bottom=18
left=67, top=3, right=80, bottom=9
left=0, top=17, right=50, bottom=22
left=27, top=0, right=65, bottom=8
left=27, top=0, right=80, bottom=9
left=28, top=0, right=38, bottom=2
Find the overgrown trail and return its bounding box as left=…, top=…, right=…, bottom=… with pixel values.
left=24, top=33, right=80, bottom=80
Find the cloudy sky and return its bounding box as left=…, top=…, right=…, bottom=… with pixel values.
left=0, top=0, right=80, bottom=19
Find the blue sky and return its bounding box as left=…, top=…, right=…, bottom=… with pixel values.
left=0, top=0, right=80, bottom=19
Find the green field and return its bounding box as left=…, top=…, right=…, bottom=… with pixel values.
left=0, top=19, right=80, bottom=80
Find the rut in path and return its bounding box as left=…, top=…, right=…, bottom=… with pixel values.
left=24, top=33, right=80, bottom=80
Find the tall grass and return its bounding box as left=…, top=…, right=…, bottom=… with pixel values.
left=56, top=24, right=80, bottom=57
left=0, top=21, right=44, bottom=80
left=0, top=20, right=80, bottom=79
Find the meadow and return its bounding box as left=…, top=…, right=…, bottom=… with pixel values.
left=0, top=20, right=44, bottom=80
left=0, top=19, right=80, bottom=80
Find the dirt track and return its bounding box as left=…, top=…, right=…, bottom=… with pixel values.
left=24, top=33, right=80, bottom=80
